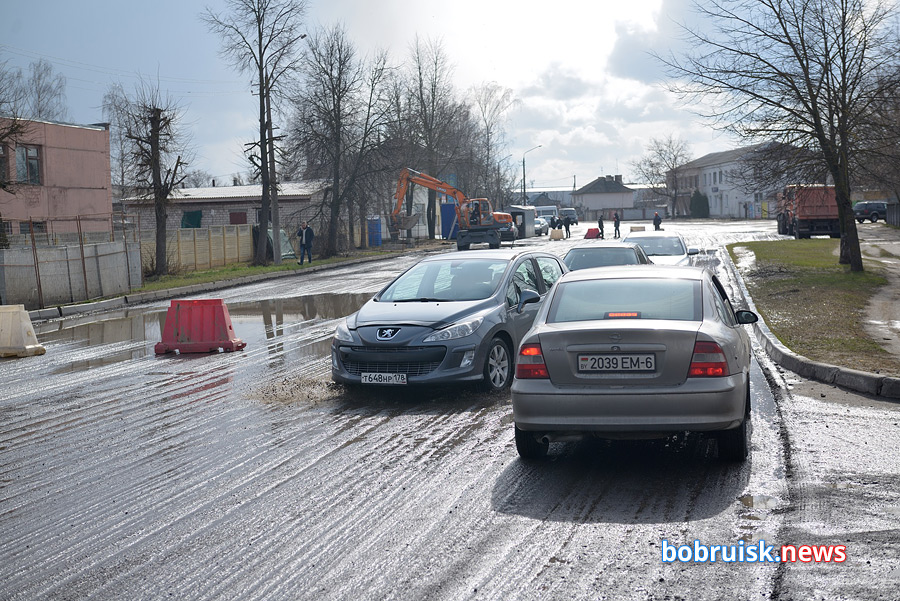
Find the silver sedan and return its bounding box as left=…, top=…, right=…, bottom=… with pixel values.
left=511, top=265, right=758, bottom=461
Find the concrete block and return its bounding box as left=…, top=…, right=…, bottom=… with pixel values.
left=834, top=368, right=883, bottom=396
left=879, top=377, right=900, bottom=399
left=0, top=304, right=46, bottom=357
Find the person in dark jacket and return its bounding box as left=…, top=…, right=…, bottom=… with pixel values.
left=297, top=221, right=314, bottom=265
left=613, top=212, right=620, bottom=238
left=653, top=211, right=662, bottom=230
left=563, top=215, right=571, bottom=238
left=598, top=215, right=604, bottom=239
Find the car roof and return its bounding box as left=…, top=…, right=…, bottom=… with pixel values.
left=622, top=230, right=686, bottom=240
left=558, top=264, right=707, bottom=284
left=564, top=241, right=643, bottom=253
left=420, top=248, right=553, bottom=262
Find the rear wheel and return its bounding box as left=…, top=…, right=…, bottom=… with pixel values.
left=871, top=213, right=880, bottom=222
left=515, top=426, right=548, bottom=460
left=480, top=337, right=512, bottom=392
left=718, top=383, right=750, bottom=462
left=457, top=243, right=470, bottom=251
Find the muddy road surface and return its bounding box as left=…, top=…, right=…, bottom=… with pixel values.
left=2, top=220, right=894, bottom=599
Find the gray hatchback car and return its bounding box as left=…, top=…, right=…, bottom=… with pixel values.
left=331, top=249, right=567, bottom=391
left=511, top=265, right=758, bottom=461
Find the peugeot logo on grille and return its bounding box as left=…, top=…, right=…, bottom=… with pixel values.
left=377, top=327, right=400, bottom=341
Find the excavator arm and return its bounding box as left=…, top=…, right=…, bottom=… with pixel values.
left=391, top=168, right=469, bottom=232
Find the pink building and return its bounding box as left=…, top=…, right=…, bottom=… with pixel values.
left=0, top=118, right=112, bottom=234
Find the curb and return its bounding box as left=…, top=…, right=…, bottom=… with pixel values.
left=724, top=247, right=900, bottom=400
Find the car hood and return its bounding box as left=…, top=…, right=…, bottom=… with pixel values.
left=350, top=298, right=493, bottom=329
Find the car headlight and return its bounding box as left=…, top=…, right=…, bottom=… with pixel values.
left=423, top=316, right=484, bottom=342
left=334, top=319, right=354, bottom=343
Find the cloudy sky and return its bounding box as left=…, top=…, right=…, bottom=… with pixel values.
left=1, top=0, right=735, bottom=190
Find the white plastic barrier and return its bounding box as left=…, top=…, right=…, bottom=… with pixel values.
left=0, top=305, right=46, bottom=358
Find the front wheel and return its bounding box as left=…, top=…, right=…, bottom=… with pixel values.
left=515, top=426, right=548, bottom=460
left=857, top=218, right=864, bottom=224
left=480, top=337, right=512, bottom=392
left=870, top=214, right=880, bottom=223
left=457, top=243, right=470, bottom=251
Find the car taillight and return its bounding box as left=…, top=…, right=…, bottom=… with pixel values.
left=516, top=343, right=549, bottom=379
left=688, top=341, right=729, bottom=377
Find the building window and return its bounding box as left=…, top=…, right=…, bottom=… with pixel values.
left=181, top=210, right=203, bottom=228
left=0, top=145, right=7, bottom=184
left=16, top=145, right=41, bottom=185
left=713, top=172, right=717, bottom=185
left=229, top=211, right=247, bottom=225
left=19, top=220, right=47, bottom=234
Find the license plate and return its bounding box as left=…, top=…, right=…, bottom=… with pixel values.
left=578, top=354, right=655, bottom=372
left=361, top=372, right=408, bottom=385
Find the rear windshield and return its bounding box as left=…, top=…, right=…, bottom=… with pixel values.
left=379, top=259, right=508, bottom=302
left=564, top=247, right=640, bottom=270
left=548, top=278, right=702, bottom=322
left=626, top=236, right=686, bottom=257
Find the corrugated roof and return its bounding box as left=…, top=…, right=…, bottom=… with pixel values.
left=678, top=144, right=767, bottom=170
left=124, top=180, right=328, bottom=203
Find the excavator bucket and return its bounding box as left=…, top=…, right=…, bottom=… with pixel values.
left=399, top=214, right=420, bottom=230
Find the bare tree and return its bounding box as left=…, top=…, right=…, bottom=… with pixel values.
left=289, top=24, right=391, bottom=258
left=405, top=36, right=467, bottom=238
left=203, top=0, right=308, bottom=266
left=470, top=82, right=517, bottom=205
left=631, top=135, right=693, bottom=215
left=0, top=58, right=28, bottom=194
left=183, top=169, right=214, bottom=188
left=109, top=82, right=190, bottom=276
left=661, top=0, right=900, bottom=271
left=15, top=59, right=68, bottom=122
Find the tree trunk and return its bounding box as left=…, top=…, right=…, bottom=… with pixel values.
left=149, top=107, right=167, bottom=276
left=254, top=69, right=271, bottom=266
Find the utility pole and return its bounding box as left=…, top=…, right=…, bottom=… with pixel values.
left=265, top=73, right=281, bottom=265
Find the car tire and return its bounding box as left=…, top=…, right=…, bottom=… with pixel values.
left=857, top=218, right=864, bottom=223
left=457, top=243, right=470, bottom=251
left=871, top=213, right=879, bottom=223
left=515, top=425, right=548, bottom=460
left=718, top=383, right=750, bottom=462
left=480, top=337, right=512, bottom=392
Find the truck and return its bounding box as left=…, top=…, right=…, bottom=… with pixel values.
left=392, top=168, right=514, bottom=250
left=776, top=185, right=840, bottom=239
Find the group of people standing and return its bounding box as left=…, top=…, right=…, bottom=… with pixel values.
left=549, top=215, right=574, bottom=238
left=596, top=212, right=621, bottom=239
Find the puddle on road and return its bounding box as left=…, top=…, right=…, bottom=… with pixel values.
left=36, top=293, right=372, bottom=373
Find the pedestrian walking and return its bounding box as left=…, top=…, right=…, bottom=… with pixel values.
left=653, top=211, right=662, bottom=231
left=597, top=215, right=604, bottom=239
left=613, top=212, right=620, bottom=238
left=296, top=220, right=314, bottom=265
left=563, top=215, right=571, bottom=238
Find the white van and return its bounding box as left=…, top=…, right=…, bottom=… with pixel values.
left=534, top=205, right=558, bottom=220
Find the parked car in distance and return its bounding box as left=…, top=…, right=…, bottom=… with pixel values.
left=623, top=230, right=699, bottom=266
left=534, top=216, right=550, bottom=236
left=563, top=241, right=652, bottom=270
left=559, top=207, right=579, bottom=225
left=854, top=201, right=889, bottom=223
left=332, top=249, right=567, bottom=391
left=498, top=220, right=518, bottom=242
left=511, top=265, right=758, bottom=462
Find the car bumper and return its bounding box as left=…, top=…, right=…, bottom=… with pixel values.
left=331, top=341, right=485, bottom=386
left=511, top=373, right=746, bottom=433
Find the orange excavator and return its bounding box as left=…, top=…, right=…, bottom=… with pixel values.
left=391, top=168, right=514, bottom=250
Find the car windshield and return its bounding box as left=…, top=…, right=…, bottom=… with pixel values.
left=627, top=236, right=686, bottom=257
left=378, top=259, right=508, bottom=302
left=564, top=248, right=640, bottom=270
left=548, top=278, right=702, bottom=322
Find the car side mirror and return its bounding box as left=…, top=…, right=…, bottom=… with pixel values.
left=517, top=289, right=541, bottom=313
left=688, top=248, right=700, bottom=255
left=735, top=310, right=758, bottom=325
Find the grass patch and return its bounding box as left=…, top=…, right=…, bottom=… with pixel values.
left=728, top=238, right=900, bottom=375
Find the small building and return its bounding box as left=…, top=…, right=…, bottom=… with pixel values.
left=121, top=181, right=329, bottom=232
left=571, top=175, right=633, bottom=221
left=0, top=118, right=112, bottom=234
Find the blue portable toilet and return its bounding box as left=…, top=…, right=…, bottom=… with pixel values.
left=367, top=216, right=382, bottom=246
left=440, top=203, right=459, bottom=239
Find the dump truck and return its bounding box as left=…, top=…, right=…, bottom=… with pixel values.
left=776, top=185, right=840, bottom=239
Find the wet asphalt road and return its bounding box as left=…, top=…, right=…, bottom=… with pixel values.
left=2, top=220, right=898, bottom=600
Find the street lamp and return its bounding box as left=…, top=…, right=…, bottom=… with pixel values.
left=522, top=145, right=542, bottom=203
